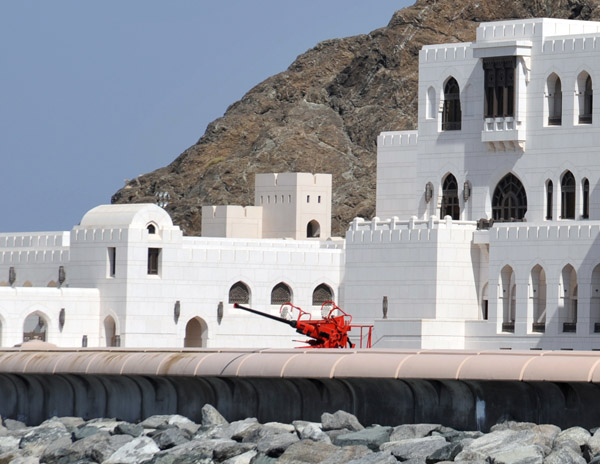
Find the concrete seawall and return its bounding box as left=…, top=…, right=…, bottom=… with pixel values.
left=2, top=347, right=600, bottom=430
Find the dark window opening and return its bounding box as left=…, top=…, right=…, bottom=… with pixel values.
left=147, top=224, right=156, bottom=234
left=307, top=220, right=321, bottom=238
left=492, top=173, right=527, bottom=222
left=483, top=57, right=516, bottom=118
left=561, top=171, right=575, bottom=219
left=271, top=282, right=292, bottom=305
left=548, top=75, right=562, bottom=126
left=583, top=178, right=590, bottom=219
left=546, top=181, right=553, bottom=220
left=442, top=78, right=461, bottom=131
left=108, top=247, right=116, bottom=277
left=148, top=248, right=160, bottom=275
left=440, top=174, right=460, bottom=220
left=580, top=75, right=593, bottom=124
left=229, top=281, right=250, bottom=304
left=313, top=284, right=334, bottom=306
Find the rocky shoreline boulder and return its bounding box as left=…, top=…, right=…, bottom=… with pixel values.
left=1, top=403, right=600, bottom=463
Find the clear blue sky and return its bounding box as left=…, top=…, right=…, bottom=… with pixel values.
left=0, top=1, right=413, bottom=232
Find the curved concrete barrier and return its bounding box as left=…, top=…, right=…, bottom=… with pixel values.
left=1, top=347, right=600, bottom=430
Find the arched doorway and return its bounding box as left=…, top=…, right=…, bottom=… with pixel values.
left=561, top=264, right=577, bottom=332
left=184, top=317, right=207, bottom=347
left=307, top=220, right=321, bottom=238
left=500, top=265, right=515, bottom=332
left=442, top=77, right=461, bottom=130
left=530, top=265, right=547, bottom=332
left=104, top=316, right=118, bottom=347
left=23, top=312, right=48, bottom=342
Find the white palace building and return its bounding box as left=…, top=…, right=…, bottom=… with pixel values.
left=5, top=18, right=600, bottom=350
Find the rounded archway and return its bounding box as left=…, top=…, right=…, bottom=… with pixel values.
left=184, top=317, right=208, bottom=347
left=23, top=312, right=48, bottom=342
left=307, top=220, right=321, bottom=238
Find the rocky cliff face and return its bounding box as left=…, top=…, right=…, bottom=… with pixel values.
left=111, top=0, right=600, bottom=236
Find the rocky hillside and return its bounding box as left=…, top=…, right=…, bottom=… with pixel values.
left=111, top=0, right=600, bottom=236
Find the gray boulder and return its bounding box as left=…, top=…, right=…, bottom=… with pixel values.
left=222, top=450, right=258, bottom=464
left=83, top=418, right=124, bottom=434
left=333, top=426, right=392, bottom=451
left=298, top=422, right=331, bottom=443
left=72, top=425, right=101, bottom=441
left=0, top=434, right=20, bottom=454
left=427, top=441, right=463, bottom=462
left=256, top=432, right=299, bottom=457
left=545, top=445, right=587, bottom=464
left=346, top=451, right=397, bottom=464
left=60, top=431, right=133, bottom=463
left=113, top=422, right=144, bottom=437
left=589, top=428, right=600, bottom=455
left=390, top=423, right=441, bottom=441
left=37, top=435, right=72, bottom=464
left=381, top=435, right=448, bottom=461
left=201, top=404, right=228, bottom=426
left=212, top=441, right=256, bottom=461
left=320, top=445, right=372, bottom=464
left=555, top=426, right=590, bottom=450
left=103, top=436, right=160, bottom=464
left=166, top=415, right=200, bottom=435
left=148, top=437, right=233, bottom=463
left=488, top=444, right=544, bottom=464
left=140, top=415, right=172, bottom=429
left=321, top=411, right=363, bottom=432
left=19, top=420, right=71, bottom=456
left=276, top=439, right=339, bottom=463
left=206, top=418, right=259, bottom=441
left=151, top=426, right=192, bottom=450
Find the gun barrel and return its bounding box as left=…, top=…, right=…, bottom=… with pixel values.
left=234, top=303, right=297, bottom=328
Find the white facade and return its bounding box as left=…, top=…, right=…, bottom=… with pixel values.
left=6, top=18, right=600, bottom=350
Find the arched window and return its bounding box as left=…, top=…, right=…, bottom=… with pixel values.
left=561, top=265, right=577, bottom=332
left=583, top=178, right=590, bottom=219
left=442, top=78, right=461, bottom=131
left=531, top=265, right=546, bottom=333
left=184, top=317, right=207, bottom=347
left=271, top=282, right=292, bottom=305
left=591, top=264, right=600, bottom=332
left=229, top=281, right=250, bottom=305
left=547, top=74, right=562, bottom=125
left=481, top=283, right=489, bottom=320
left=561, top=171, right=575, bottom=219
left=426, top=86, right=436, bottom=119
left=147, top=224, right=156, bottom=234
left=492, top=174, right=527, bottom=222
left=500, top=265, right=515, bottom=332
left=546, top=180, right=553, bottom=220
left=440, top=174, right=460, bottom=220
left=312, top=284, right=334, bottom=305
left=23, top=312, right=48, bottom=342
left=578, top=73, right=593, bottom=124
left=307, top=220, right=321, bottom=238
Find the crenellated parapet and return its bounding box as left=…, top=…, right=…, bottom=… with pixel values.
left=346, top=216, right=477, bottom=244
left=420, top=43, right=472, bottom=63
left=490, top=222, right=600, bottom=242
left=377, top=131, right=418, bottom=148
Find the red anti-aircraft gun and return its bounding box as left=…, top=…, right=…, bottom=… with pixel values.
left=234, top=301, right=372, bottom=348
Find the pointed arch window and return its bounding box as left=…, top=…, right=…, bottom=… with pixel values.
left=271, top=282, right=292, bottom=305
left=546, top=180, right=553, bottom=220
left=547, top=74, right=562, bottom=126
left=442, top=78, right=461, bottom=131
left=229, top=281, right=250, bottom=305
left=440, top=174, right=460, bottom=220
left=312, top=284, right=334, bottom=306
left=492, top=174, right=527, bottom=222
left=578, top=73, right=593, bottom=124
left=583, top=178, right=590, bottom=219
left=561, top=171, right=575, bottom=219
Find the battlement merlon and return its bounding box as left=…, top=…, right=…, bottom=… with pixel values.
left=476, top=18, right=600, bottom=43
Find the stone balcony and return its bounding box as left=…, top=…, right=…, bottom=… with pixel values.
left=481, top=117, right=526, bottom=152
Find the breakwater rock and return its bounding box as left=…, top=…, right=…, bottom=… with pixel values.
left=2, top=405, right=600, bottom=463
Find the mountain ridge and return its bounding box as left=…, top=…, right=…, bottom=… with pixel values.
left=111, top=0, right=600, bottom=236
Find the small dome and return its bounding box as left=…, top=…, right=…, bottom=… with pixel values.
left=78, top=204, right=173, bottom=229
